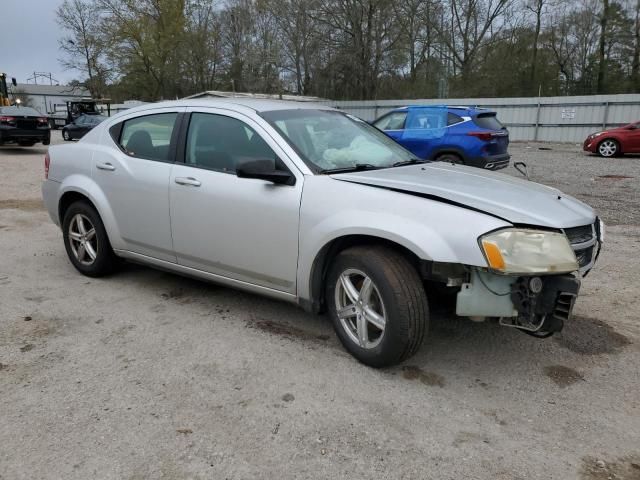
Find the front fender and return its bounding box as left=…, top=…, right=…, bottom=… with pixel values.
left=296, top=177, right=510, bottom=301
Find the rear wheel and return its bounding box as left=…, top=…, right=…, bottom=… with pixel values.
left=325, top=245, right=429, bottom=367
left=597, top=139, right=619, bottom=157
left=62, top=201, right=118, bottom=277
left=436, top=153, right=464, bottom=164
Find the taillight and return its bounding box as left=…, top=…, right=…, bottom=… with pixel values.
left=0, top=116, right=15, bottom=124
left=467, top=131, right=495, bottom=141
left=44, top=152, right=50, bottom=179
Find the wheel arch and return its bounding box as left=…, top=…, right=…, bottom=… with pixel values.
left=303, top=234, right=423, bottom=314
left=58, top=191, right=95, bottom=223
left=431, top=147, right=467, bottom=162
left=597, top=137, right=623, bottom=154
left=57, top=179, right=123, bottom=250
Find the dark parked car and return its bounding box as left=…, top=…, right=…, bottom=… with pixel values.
left=372, top=106, right=510, bottom=170
left=62, top=114, right=107, bottom=141
left=0, top=106, right=51, bottom=146
left=583, top=121, right=640, bottom=157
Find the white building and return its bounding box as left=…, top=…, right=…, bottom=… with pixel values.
left=13, top=83, right=91, bottom=115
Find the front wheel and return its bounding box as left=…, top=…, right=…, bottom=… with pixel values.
left=62, top=130, right=71, bottom=141
left=597, top=139, right=619, bottom=157
left=326, top=246, right=429, bottom=367
left=62, top=201, right=118, bottom=277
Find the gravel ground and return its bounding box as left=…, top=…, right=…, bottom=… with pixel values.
left=506, top=142, right=640, bottom=226
left=0, top=135, right=639, bottom=480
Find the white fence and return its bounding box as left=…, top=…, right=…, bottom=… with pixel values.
left=320, top=94, right=640, bottom=143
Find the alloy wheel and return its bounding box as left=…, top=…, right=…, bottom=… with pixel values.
left=598, top=140, right=617, bottom=157
left=68, top=213, right=98, bottom=265
left=63, top=131, right=70, bottom=141
left=334, top=268, right=386, bottom=349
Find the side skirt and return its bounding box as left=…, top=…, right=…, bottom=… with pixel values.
left=114, top=249, right=298, bottom=304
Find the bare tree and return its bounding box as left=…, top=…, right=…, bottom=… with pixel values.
left=597, top=0, right=610, bottom=92
left=57, top=0, right=109, bottom=98
left=436, top=0, right=513, bottom=94
left=630, top=0, right=640, bottom=89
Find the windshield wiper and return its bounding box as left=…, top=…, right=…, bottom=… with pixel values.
left=319, top=163, right=385, bottom=174
left=392, top=158, right=430, bottom=167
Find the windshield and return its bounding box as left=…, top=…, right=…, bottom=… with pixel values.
left=260, top=109, right=416, bottom=172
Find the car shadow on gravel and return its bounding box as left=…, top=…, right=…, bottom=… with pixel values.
left=0, top=146, right=48, bottom=155
left=107, top=263, right=633, bottom=378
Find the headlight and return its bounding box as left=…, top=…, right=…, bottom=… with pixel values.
left=599, top=218, right=605, bottom=243
left=479, top=228, right=578, bottom=274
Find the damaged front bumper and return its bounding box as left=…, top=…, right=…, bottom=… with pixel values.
left=456, top=269, right=581, bottom=335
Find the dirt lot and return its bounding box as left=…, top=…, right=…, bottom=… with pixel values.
left=1, top=135, right=639, bottom=480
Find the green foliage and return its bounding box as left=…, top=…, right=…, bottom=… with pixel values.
left=57, top=0, right=640, bottom=100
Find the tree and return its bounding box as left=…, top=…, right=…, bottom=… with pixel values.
left=633, top=0, right=640, bottom=90
left=56, top=0, right=110, bottom=98
left=597, top=0, right=610, bottom=93
left=57, top=0, right=639, bottom=101
left=526, top=0, right=551, bottom=94
left=436, top=0, right=514, bottom=95
left=98, top=0, right=186, bottom=100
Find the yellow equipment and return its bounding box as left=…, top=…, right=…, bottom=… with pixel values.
left=0, top=73, right=17, bottom=106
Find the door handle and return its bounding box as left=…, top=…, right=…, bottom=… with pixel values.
left=175, top=177, right=201, bottom=187
left=96, top=162, right=115, bottom=171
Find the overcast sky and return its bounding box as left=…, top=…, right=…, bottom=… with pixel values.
left=0, top=0, right=73, bottom=84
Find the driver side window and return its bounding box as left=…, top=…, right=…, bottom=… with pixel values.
left=185, top=113, right=277, bottom=173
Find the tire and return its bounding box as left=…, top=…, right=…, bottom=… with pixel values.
left=436, top=153, right=464, bottom=164
left=43, top=138, right=50, bottom=146
left=62, top=201, right=118, bottom=277
left=62, top=130, right=71, bottom=141
left=597, top=139, right=619, bottom=157
left=325, top=245, right=429, bottom=367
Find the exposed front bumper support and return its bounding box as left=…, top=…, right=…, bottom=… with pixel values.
left=456, top=269, right=581, bottom=334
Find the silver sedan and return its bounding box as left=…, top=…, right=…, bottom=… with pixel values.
left=42, top=99, right=601, bottom=366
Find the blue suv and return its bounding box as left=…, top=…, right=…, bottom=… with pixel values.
left=372, top=106, right=510, bottom=170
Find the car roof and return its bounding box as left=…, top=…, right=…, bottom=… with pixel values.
left=390, top=105, right=493, bottom=114
left=120, top=98, right=335, bottom=116
left=0, top=106, right=43, bottom=115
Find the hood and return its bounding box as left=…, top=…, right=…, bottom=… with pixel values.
left=331, top=163, right=595, bottom=228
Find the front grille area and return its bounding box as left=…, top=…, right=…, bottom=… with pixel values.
left=563, top=222, right=598, bottom=275
left=575, top=246, right=594, bottom=268
left=565, top=224, right=594, bottom=244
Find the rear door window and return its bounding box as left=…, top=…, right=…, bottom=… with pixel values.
left=473, top=113, right=504, bottom=130
left=119, top=113, right=178, bottom=162
left=447, top=113, right=464, bottom=126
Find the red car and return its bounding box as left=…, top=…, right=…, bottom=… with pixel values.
left=583, top=121, right=640, bottom=157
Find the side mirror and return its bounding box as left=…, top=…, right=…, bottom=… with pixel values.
left=625, top=124, right=637, bottom=130
left=236, top=159, right=295, bottom=186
